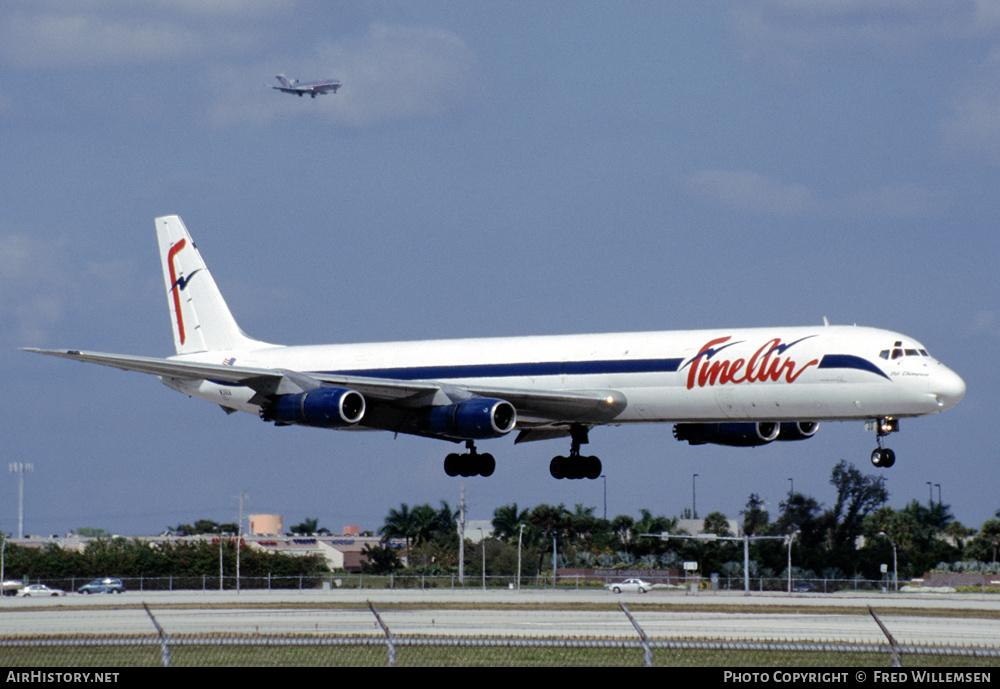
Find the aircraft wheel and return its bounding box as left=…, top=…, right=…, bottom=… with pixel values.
left=565, top=458, right=582, bottom=480
left=871, top=448, right=896, bottom=468
left=549, top=456, right=567, bottom=479
left=881, top=448, right=896, bottom=468
left=460, top=458, right=476, bottom=477
left=444, top=453, right=461, bottom=477
left=585, top=456, right=602, bottom=480
left=478, top=453, right=496, bottom=477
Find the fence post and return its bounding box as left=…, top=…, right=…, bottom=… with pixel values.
left=142, top=603, right=170, bottom=668
left=619, top=603, right=653, bottom=667
left=368, top=601, right=396, bottom=667
left=869, top=606, right=903, bottom=667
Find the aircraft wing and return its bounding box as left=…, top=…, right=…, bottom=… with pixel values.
left=23, top=348, right=627, bottom=428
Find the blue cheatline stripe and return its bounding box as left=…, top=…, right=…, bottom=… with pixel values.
left=818, top=354, right=890, bottom=380
left=322, top=358, right=685, bottom=381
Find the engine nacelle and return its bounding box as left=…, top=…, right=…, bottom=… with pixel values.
left=777, top=421, right=819, bottom=441
left=263, top=387, right=366, bottom=428
left=427, top=398, right=516, bottom=439
left=673, top=422, right=780, bottom=447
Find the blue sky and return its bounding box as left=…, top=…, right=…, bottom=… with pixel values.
left=2, top=1, right=997, bottom=538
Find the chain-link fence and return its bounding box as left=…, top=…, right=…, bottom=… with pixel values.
left=2, top=603, right=997, bottom=667
left=8, top=573, right=986, bottom=593
left=2, top=635, right=998, bottom=667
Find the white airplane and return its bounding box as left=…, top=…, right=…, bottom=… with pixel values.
left=26, top=216, right=966, bottom=479
left=269, top=74, right=342, bottom=98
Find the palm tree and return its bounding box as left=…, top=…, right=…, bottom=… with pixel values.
left=379, top=504, right=417, bottom=559
left=492, top=503, right=529, bottom=542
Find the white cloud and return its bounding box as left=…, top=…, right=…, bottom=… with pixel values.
left=0, top=233, right=140, bottom=349
left=0, top=234, right=71, bottom=347
left=842, top=183, right=948, bottom=220
left=206, top=24, right=481, bottom=128
left=941, top=48, right=1000, bottom=165
left=730, top=1, right=1000, bottom=81
left=684, top=169, right=819, bottom=217
left=684, top=169, right=946, bottom=220
left=968, top=310, right=1000, bottom=341
left=0, top=3, right=280, bottom=69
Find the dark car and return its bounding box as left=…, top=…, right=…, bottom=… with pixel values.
left=78, top=577, right=125, bottom=594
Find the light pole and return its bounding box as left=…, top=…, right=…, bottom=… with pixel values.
left=219, top=532, right=226, bottom=591
left=786, top=528, right=800, bottom=593
left=692, top=473, right=698, bottom=519
left=927, top=481, right=933, bottom=506
left=878, top=531, right=898, bottom=592
left=9, top=463, right=33, bottom=539
left=478, top=528, right=486, bottom=591
left=788, top=478, right=793, bottom=498
left=601, top=475, right=607, bottom=521
left=517, top=524, right=525, bottom=591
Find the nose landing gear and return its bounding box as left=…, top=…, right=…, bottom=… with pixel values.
left=870, top=418, right=898, bottom=468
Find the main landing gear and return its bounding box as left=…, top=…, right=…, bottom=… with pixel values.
left=444, top=440, right=496, bottom=477
left=549, top=425, right=602, bottom=480
left=870, top=417, right=899, bottom=468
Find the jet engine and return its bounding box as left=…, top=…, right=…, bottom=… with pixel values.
left=262, top=386, right=366, bottom=428
left=777, top=421, right=819, bottom=441
left=427, top=398, right=516, bottom=440
left=673, top=422, right=781, bottom=447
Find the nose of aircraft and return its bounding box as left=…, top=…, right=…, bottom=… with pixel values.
left=932, top=366, right=966, bottom=410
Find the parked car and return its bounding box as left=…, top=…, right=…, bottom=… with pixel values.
left=606, top=578, right=653, bottom=594
left=792, top=581, right=817, bottom=593
left=2, top=580, right=24, bottom=596
left=77, top=577, right=125, bottom=594
left=18, top=584, right=65, bottom=597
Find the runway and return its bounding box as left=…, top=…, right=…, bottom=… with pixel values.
left=2, top=589, right=998, bottom=649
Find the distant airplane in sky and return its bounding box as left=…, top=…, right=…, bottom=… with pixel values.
left=269, top=74, right=342, bottom=98
left=26, top=217, right=966, bottom=480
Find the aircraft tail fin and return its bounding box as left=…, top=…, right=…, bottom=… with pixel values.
left=275, top=74, right=291, bottom=87
left=156, top=215, right=271, bottom=356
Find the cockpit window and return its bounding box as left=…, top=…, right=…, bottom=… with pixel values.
left=879, top=344, right=931, bottom=360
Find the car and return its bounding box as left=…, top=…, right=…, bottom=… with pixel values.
left=17, top=584, right=65, bottom=597
left=77, top=577, right=125, bottom=594
left=792, top=581, right=817, bottom=593
left=2, top=580, right=24, bottom=596
left=606, top=578, right=653, bottom=594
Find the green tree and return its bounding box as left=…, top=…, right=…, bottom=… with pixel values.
left=702, top=511, right=732, bottom=537
left=379, top=504, right=417, bottom=559
left=741, top=493, right=769, bottom=536
left=820, top=461, right=888, bottom=575
left=289, top=517, right=330, bottom=535
left=610, top=514, right=635, bottom=552
left=361, top=543, right=404, bottom=574
left=492, top=503, right=530, bottom=542
left=965, top=519, right=1000, bottom=563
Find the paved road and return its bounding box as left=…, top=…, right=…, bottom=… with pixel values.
left=2, top=589, right=998, bottom=646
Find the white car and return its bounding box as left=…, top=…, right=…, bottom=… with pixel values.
left=607, top=578, right=653, bottom=594
left=17, top=584, right=65, bottom=597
